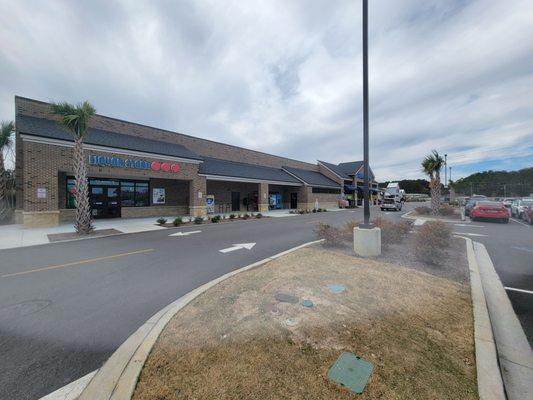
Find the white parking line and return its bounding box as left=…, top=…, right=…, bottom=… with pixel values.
left=452, top=232, right=487, bottom=237
left=511, top=218, right=530, bottom=227
left=511, top=246, right=533, bottom=253
left=454, top=223, right=484, bottom=228
left=504, top=287, right=533, bottom=295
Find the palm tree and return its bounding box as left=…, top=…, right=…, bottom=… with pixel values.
left=421, top=150, right=445, bottom=215
left=0, top=121, right=14, bottom=220
left=50, top=101, right=96, bottom=234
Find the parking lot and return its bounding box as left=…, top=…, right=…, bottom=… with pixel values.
left=450, top=214, right=533, bottom=344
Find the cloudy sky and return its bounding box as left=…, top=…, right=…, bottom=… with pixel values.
left=1, top=0, right=532, bottom=180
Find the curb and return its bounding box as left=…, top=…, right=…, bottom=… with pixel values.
left=460, top=236, right=506, bottom=400
left=473, top=241, right=533, bottom=399
left=77, top=239, right=324, bottom=400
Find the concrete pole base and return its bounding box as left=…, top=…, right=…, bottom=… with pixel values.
left=353, top=226, right=381, bottom=257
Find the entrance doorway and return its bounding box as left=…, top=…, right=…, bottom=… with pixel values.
left=90, top=181, right=121, bottom=218
left=290, top=192, right=298, bottom=209
left=231, top=192, right=240, bottom=212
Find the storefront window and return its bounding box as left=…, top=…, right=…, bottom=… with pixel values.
left=135, top=182, right=149, bottom=207
left=120, top=182, right=135, bottom=207
left=66, top=178, right=76, bottom=209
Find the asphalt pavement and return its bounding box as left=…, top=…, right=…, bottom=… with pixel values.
left=0, top=207, right=369, bottom=400
left=1, top=203, right=531, bottom=400
left=450, top=216, right=533, bottom=345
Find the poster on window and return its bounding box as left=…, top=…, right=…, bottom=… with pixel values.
left=206, top=195, right=215, bottom=214
left=152, top=188, right=166, bottom=205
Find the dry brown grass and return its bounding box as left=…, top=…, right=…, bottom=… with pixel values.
left=133, top=247, right=477, bottom=400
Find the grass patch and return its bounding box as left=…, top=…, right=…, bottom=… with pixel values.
left=133, top=247, right=476, bottom=400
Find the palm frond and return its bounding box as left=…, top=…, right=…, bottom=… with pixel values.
left=0, top=120, right=15, bottom=149
left=50, top=101, right=96, bottom=139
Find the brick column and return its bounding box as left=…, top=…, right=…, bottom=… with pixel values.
left=297, top=185, right=313, bottom=211
left=189, top=176, right=207, bottom=217
left=258, top=182, right=269, bottom=213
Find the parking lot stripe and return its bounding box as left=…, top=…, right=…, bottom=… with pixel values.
left=510, top=218, right=530, bottom=227
left=504, top=287, right=533, bottom=295
left=1, top=248, right=155, bottom=278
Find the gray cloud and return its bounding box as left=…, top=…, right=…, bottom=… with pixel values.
left=1, top=0, right=532, bottom=180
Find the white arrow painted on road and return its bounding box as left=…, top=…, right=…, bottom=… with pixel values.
left=219, top=243, right=256, bottom=253
left=453, top=232, right=487, bottom=237
left=168, top=230, right=202, bottom=237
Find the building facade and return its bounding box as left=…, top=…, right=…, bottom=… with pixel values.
left=14, top=96, right=375, bottom=227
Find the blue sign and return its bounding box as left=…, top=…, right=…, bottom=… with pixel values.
left=89, top=155, right=151, bottom=170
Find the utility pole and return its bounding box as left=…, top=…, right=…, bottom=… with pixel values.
left=449, top=166, right=452, bottom=185
left=444, top=154, right=447, bottom=188
left=361, top=0, right=372, bottom=228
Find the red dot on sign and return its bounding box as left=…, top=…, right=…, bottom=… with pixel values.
left=171, top=163, right=180, bottom=173
left=151, top=161, right=161, bottom=171
left=161, top=163, right=170, bottom=172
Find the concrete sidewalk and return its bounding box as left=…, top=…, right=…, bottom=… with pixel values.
left=0, top=217, right=179, bottom=250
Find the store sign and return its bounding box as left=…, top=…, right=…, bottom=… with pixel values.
left=89, top=155, right=180, bottom=173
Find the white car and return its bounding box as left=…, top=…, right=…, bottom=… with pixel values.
left=381, top=196, right=402, bottom=211
left=511, top=198, right=533, bottom=218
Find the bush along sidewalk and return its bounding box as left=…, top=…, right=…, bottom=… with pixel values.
left=414, top=220, right=452, bottom=264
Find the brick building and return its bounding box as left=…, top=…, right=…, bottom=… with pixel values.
left=13, top=96, right=376, bottom=227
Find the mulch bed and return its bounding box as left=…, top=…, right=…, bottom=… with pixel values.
left=47, top=228, right=122, bottom=242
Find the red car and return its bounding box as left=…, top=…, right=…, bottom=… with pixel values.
left=523, top=205, right=533, bottom=225
left=470, top=201, right=509, bottom=223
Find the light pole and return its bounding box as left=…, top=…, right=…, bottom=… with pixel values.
left=361, top=0, right=372, bottom=229
left=449, top=166, right=452, bottom=185
left=353, top=0, right=380, bottom=257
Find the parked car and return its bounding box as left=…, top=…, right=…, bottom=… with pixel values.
left=523, top=204, right=533, bottom=225
left=511, top=198, right=533, bottom=218
left=464, top=195, right=486, bottom=216
left=502, top=197, right=516, bottom=208
left=470, top=201, right=509, bottom=223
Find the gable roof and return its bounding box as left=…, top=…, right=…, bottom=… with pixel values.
left=17, top=115, right=203, bottom=161
left=283, top=166, right=340, bottom=188
left=199, top=157, right=302, bottom=184
left=317, top=160, right=351, bottom=180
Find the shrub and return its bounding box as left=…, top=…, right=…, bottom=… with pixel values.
left=229, top=214, right=236, bottom=219
left=438, top=204, right=455, bottom=216
left=156, top=217, right=167, bottom=225
left=255, top=213, right=263, bottom=218
left=342, top=220, right=360, bottom=240
left=242, top=213, right=250, bottom=219
left=372, top=217, right=412, bottom=246
left=194, top=216, right=203, bottom=224
left=322, top=208, right=327, bottom=212
left=414, top=220, right=453, bottom=264
left=312, top=208, right=317, bottom=213
left=173, top=217, right=182, bottom=227
left=315, top=223, right=343, bottom=247
left=415, top=206, right=431, bottom=215
left=298, top=210, right=305, bottom=214
left=211, top=215, right=221, bottom=223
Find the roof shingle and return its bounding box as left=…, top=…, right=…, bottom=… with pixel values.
left=17, top=115, right=203, bottom=161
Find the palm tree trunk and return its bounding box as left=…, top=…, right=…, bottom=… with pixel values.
left=73, top=137, right=93, bottom=234
left=434, top=171, right=442, bottom=212
left=430, top=178, right=439, bottom=215
left=0, top=151, right=7, bottom=220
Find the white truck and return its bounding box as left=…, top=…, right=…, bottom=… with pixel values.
left=381, top=182, right=404, bottom=211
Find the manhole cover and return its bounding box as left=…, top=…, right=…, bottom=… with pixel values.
left=327, top=352, right=374, bottom=394
left=275, top=292, right=299, bottom=304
